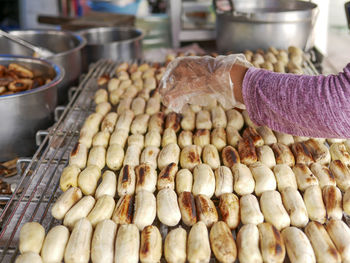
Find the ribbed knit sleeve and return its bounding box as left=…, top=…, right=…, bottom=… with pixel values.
left=242, top=64, right=350, bottom=138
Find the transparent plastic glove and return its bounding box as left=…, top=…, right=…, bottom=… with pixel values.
left=160, top=54, right=251, bottom=113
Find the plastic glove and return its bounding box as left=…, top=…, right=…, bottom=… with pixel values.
left=159, top=54, right=251, bottom=113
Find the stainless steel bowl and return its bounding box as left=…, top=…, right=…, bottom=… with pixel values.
left=216, top=0, right=318, bottom=53
left=0, top=56, right=64, bottom=161
left=0, top=30, right=86, bottom=104
left=79, top=27, right=143, bottom=64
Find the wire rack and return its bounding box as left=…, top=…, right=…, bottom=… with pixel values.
left=0, top=57, right=320, bottom=262
left=0, top=59, right=118, bottom=262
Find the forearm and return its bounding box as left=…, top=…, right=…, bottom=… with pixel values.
left=241, top=65, right=350, bottom=138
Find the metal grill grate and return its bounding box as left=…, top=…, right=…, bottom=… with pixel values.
left=0, top=58, right=320, bottom=262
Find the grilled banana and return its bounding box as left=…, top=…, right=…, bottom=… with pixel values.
left=178, top=191, right=197, bottom=226
left=219, top=193, right=240, bottom=229
left=271, top=143, right=295, bottom=167
left=249, top=162, right=276, bottom=196
left=291, top=142, right=314, bottom=165
left=176, top=168, right=193, bottom=194
left=192, top=164, right=215, bottom=198
left=91, top=219, right=117, bottom=263
left=140, top=146, right=160, bottom=169
left=178, top=130, right=193, bottom=149
left=211, top=128, right=227, bottom=151
left=256, top=126, right=277, bottom=145
left=322, top=185, right=342, bottom=220
left=292, top=163, right=319, bottom=192
left=226, top=109, right=244, bottom=130
left=139, top=225, right=162, bottom=263
left=195, top=194, right=218, bottom=227
left=281, top=187, right=309, bottom=227
left=162, top=127, right=177, bottom=147
left=281, top=226, right=316, bottom=263
left=329, top=160, right=350, bottom=191
left=135, top=164, right=157, bottom=193
left=210, top=221, right=237, bottom=263
left=133, top=190, right=156, bottom=230
left=157, top=143, right=180, bottom=170
left=215, top=166, right=233, bottom=197
left=78, top=165, right=102, bottom=195
left=260, top=190, right=290, bottom=230
left=63, top=195, right=96, bottom=230
left=123, top=145, right=141, bottom=167
left=330, top=142, right=350, bottom=165
left=64, top=218, right=93, bottom=263
left=222, top=145, right=240, bottom=168
left=157, top=162, right=178, bottom=190
left=305, top=221, right=341, bottom=263
left=240, top=194, right=264, bottom=225
left=256, top=145, right=276, bottom=168
left=326, top=219, right=350, bottom=263
left=273, top=164, right=297, bottom=191
left=87, top=195, right=115, bottom=227
left=237, top=224, right=263, bottom=263
left=231, top=163, right=255, bottom=195
left=303, top=185, right=326, bottom=224
left=19, top=222, right=45, bottom=254
left=304, top=139, right=330, bottom=165
left=52, top=187, right=82, bottom=220
left=41, top=225, right=69, bottom=263
left=193, top=129, right=210, bottom=147
left=114, top=224, right=140, bottom=263
left=238, top=137, right=257, bottom=165
left=196, top=110, right=212, bottom=130
left=87, top=146, right=106, bottom=169
left=310, top=163, right=336, bottom=188
left=117, top=165, right=136, bottom=197
left=157, top=188, right=181, bottom=226
left=164, top=227, right=187, bottom=263
left=60, top=165, right=80, bottom=192
left=258, top=222, right=286, bottom=263
left=187, top=221, right=211, bottom=263
left=180, top=145, right=202, bottom=170
left=202, top=144, right=220, bottom=170
left=69, top=143, right=88, bottom=169
left=95, top=170, right=116, bottom=199
left=106, top=144, right=124, bottom=171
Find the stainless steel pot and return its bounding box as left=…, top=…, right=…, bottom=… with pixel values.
left=216, top=0, right=318, bottom=53
left=0, top=30, right=86, bottom=104
left=78, top=27, right=143, bottom=64
left=0, top=56, right=63, bottom=161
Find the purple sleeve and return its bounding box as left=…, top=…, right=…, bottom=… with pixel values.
left=242, top=64, right=350, bottom=138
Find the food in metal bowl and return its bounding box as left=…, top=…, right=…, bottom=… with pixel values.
left=0, top=63, right=52, bottom=96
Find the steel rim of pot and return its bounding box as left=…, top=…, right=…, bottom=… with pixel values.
left=0, top=55, right=64, bottom=99
left=79, top=26, right=144, bottom=46
left=8, top=29, right=87, bottom=59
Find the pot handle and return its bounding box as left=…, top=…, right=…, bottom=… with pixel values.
left=304, top=6, right=320, bottom=51
left=345, top=1, right=350, bottom=29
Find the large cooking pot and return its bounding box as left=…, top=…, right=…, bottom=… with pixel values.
left=216, top=0, right=318, bottom=53
left=0, top=30, right=86, bottom=104
left=0, top=56, right=63, bottom=161
left=79, top=27, right=143, bottom=64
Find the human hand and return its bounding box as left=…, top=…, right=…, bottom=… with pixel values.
left=159, top=54, right=251, bottom=112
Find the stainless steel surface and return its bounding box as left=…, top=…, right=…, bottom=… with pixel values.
left=0, top=60, right=114, bottom=262
left=0, top=58, right=319, bottom=262
left=78, top=27, right=143, bottom=65
left=0, top=30, right=55, bottom=58
left=0, top=56, right=63, bottom=162
left=216, top=0, right=318, bottom=53
left=0, top=30, right=86, bottom=104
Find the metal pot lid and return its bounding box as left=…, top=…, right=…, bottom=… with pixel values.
left=216, top=0, right=318, bottom=22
